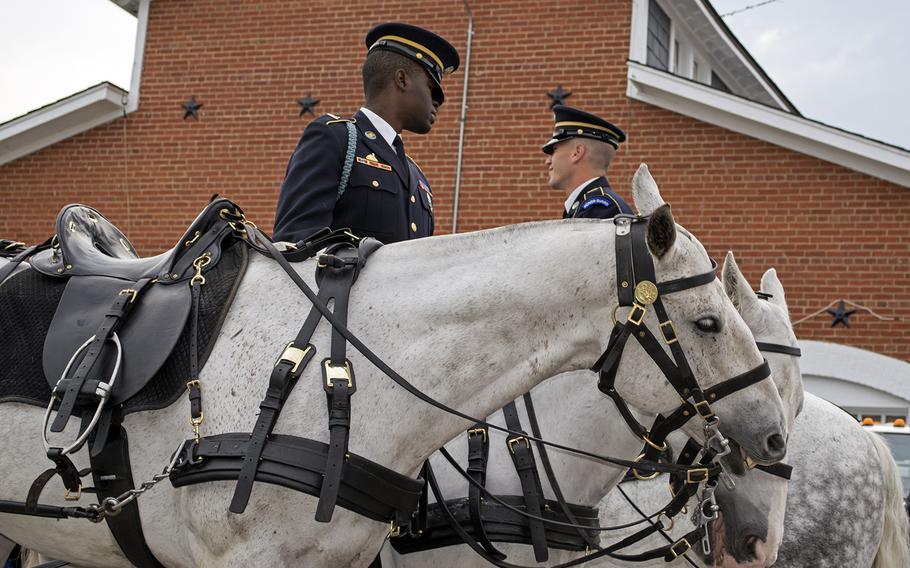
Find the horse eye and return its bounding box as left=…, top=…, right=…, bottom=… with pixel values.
left=694, top=317, right=721, bottom=333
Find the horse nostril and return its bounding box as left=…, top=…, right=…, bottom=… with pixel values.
left=743, top=535, right=759, bottom=557
left=766, top=432, right=786, bottom=457
left=741, top=534, right=769, bottom=564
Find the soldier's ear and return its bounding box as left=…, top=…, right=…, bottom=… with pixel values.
left=571, top=142, right=586, bottom=164
left=393, top=68, right=409, bottom=91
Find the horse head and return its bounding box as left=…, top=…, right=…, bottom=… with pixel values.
left=695, top=254, right=804, bottom=567
left=612, top=165, right=788, bottom=468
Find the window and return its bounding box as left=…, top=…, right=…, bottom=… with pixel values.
left=647, top=0, right=671, bottom=70
left=711, top=71, right=731, bottom=93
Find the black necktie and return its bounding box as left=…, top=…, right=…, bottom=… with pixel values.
left=393, top=135, right=410, bottom=186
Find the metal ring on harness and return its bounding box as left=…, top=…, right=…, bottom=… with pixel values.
left=631, top=453, right=661, bottom=481
left=42, top=333, right=122, bottom=455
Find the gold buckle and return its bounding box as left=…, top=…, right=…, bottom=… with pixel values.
left=119, top=288, right=138, bottom=303
left=659, top=320, right=679, bottom=344
left=627, top=303, right=647, bottom=325
left=467, top=428, right=487, bottom=443
left=694, top=400, right=715, bottom=419
left=658, top=512, right=674, bottom=531
left=64, top=484, right=82, bottom=501
left=632, top=453, right=661, bottom=480
left=324, top=360, right=353, bottom=388
left=507, top=436, right=530, bottom=454
left=389, top=520, right=401, bottom=538
left=277, top=342, right=311, bottom=374
left=686, top=468, right=709, bottom=484
left=670, top=538, right=691, bottom=559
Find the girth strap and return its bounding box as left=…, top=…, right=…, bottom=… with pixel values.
left=502, top=401, right=548, bottom=562
left=90, top=422, right=165, bottom=568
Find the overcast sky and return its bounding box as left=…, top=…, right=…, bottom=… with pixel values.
left=0, top=0, right=907, bottom=150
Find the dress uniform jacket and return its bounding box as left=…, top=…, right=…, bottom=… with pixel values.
left=563, top=176, right=633, bottom=220
left=273, top=109, right=434, bottom=244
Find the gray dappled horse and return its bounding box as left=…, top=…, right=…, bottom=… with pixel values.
left=0, top=165, right=785, bottom=567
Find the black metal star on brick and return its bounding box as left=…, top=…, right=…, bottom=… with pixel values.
left=547, top=85, right=572, bottom=109
left=296, top=93, right=320, bottom=116
left=827, top=300, right=857, bottom=328
left=182, top=96, right=203, bottom=120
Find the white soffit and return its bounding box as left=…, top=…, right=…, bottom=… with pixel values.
left=627, top=62, right=910, bottom=189
left=800, top=340, right=910, bottom=403
left=0, top=0, right=149, bottom=167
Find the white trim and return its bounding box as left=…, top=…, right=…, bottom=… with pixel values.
left=627, top=62, right=910, bottom=188
left=690, top=0, right=790, bottom=110
left=0, top=0, right=149, bottom=166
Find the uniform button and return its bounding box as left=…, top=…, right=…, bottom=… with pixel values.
left=410, top=195, right=416, bottom=203
left=371, top=180, right=379, bottom=188
left=410, top=222, right=417, bottom=232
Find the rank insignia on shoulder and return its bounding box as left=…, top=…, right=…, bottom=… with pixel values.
left=365, top=130, right=377, bottom=139
left=356, top=156, right=392, bottom=171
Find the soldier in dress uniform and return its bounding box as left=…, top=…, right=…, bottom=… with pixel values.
left=542, top=105, right=633, bottom=219
left=273, top=23, right=459, bottom=244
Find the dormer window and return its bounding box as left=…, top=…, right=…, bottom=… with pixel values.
left=647, top=0, right=671, bottom=70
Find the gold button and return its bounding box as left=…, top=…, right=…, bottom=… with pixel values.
left=372, top=180, right=379, bottom=188
left=416, top=53, right=423, bottom=59
left=577, top=128, right=584, bottom=134
left=410, top=195, right=416, bottom=203
left=410, top=222, right=417, bottom=232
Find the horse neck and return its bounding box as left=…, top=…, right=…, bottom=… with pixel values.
left=332, top=221, right=619, bottom=469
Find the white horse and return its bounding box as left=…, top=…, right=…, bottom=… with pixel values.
left=382, top=254, right=799, bottom=568
left=597, top=270, right=910, bottom=568
left=0, top=165, right=786, bottom=567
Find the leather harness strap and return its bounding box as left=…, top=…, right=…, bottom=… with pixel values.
left=466, top=425, right=506, bottom=559
left=502, top=401, right=549, bottom=562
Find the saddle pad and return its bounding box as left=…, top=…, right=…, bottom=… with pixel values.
left=0, top=241, right=248, bottom=414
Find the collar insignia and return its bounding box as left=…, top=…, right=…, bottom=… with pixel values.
left=365, top=130, right=377, bottom=139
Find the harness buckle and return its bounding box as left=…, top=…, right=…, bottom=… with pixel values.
left=324, top=360, right=354, bottom=388
left=507, top=436, right=530, bottom=454
left=64, top=484, right=82, bottom=501
left=686, top=468, right=709, bottom=484
left=670, top=538, right=692, bottom=559
left=694, top=400, right=715, bottom=420
left=659, top=320, right=679, bottom=344
left=276, top=342, right=312, bottom=375
left=467, top=428, right=487, bottom=443
left=627, top=303, right=648, bottom=326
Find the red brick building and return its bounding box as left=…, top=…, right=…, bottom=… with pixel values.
left=1, top=0, right=908, bottom=413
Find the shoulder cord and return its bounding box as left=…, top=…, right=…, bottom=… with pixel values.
left=336, top=121, right=357, bottom=199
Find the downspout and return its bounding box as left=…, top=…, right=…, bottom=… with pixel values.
left=124, top=0, right=150, bottom=113
left=450, top=0, right=473, bottom=234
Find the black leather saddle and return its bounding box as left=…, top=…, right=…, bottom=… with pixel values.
left=31, top=199, right=242, bottom=413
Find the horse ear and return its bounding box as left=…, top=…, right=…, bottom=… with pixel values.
left=760, top=268, right=790, bottom=317
left=646, top=204, right=676, bottom=259
left=721, top=251, right=758, bottom=315
left=632, top=163, right=667, bottom=216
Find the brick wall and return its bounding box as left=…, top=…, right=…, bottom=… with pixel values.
left=1, top=0, right=907, bottom=360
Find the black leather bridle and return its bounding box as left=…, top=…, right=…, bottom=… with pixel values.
left=593, top=215, right=773, bottom=488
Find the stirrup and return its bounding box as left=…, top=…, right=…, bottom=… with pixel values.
left=42, top=333, right=122, bottom=455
